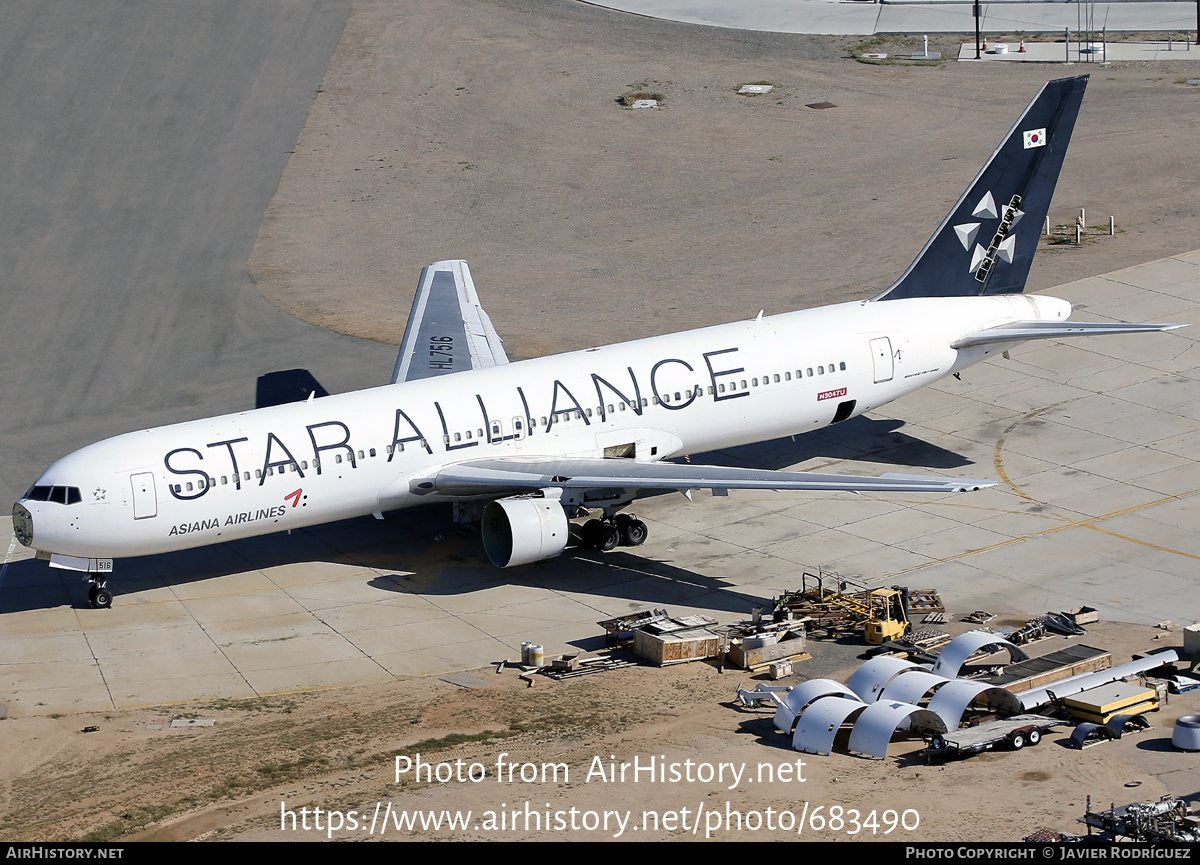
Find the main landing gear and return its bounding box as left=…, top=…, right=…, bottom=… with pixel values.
left=87, top=573, right=112, bottom=609
left=579, top=513, right=648, bottom=551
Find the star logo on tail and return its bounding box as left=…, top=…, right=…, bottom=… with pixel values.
left=952, top=190, right=1025, bottom=283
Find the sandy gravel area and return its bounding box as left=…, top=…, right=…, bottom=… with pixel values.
left=250, top=0, right=1200, bottom=359
left=1, top=620, right=1194, bottom=842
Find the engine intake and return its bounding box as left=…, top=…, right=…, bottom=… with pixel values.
left=481, top=493, right=568, bottom=568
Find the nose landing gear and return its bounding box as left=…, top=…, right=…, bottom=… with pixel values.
left=86, top=573, right=112, bottom=609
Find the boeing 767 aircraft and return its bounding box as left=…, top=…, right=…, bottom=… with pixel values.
left=11, top=75, right=1183, bottom=607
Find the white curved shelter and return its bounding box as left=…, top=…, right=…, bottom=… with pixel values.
left=773, top=678, right=858, bottom=734
left=847, top=702, right=947, bottom=760
left=879, top=670, right=949, bottom=705
left=847, top=656, right=920, bottom=703
left=791, top=696, right=867, bottom=756
left=926, top=679, right=1023, bottom=729
left=931, top=631, right=1028, bottom=678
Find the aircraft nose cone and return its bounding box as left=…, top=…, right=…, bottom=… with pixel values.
left=12, top=502, right=33, bottom=547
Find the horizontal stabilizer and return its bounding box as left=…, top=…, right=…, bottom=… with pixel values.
left=431, top=457, right=993, bottom=497
left=951, top=319, right=1186, bottom=349
left=392, top=260, right=509, bottom=383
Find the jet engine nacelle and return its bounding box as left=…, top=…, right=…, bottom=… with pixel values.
left=481, top=492, right=569, bottom=568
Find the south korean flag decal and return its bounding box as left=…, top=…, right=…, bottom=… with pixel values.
left=1023, top=128, right=1047, bottom=149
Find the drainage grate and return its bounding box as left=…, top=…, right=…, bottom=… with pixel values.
left=806, top=101, right=836, bottom=110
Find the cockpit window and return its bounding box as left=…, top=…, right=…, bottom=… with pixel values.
left=24, top=485, right=82, bottom=505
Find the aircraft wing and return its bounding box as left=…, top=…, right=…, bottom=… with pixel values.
left=430, top=457, right=993, bottom=497
left=391, top=260, right=509, bottom=383
left=951, top=319, right=1186, bottom=349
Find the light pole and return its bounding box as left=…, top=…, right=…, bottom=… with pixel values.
left=975, top=0, right=982, bottom=58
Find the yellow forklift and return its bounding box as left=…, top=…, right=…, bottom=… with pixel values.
left=864, top=588, right=912, bottom=646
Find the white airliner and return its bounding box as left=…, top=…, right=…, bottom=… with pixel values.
left=12, top=75, right=1183, bottom=608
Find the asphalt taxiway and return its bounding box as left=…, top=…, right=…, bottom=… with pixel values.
left=0, top=0, right=394, bottom=509
left=2, top=249, right=1198, bottom=714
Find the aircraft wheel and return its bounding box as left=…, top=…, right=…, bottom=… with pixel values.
left=89, top=586, right=112, bottom=609
left=621, top=519, right=648, bottom=546
left=581, top=519, right=604, bottom=549
left=597, top=523, right=620, bottom=552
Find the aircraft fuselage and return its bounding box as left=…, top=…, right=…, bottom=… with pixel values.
left=16, top=293, right=1067, bottom=561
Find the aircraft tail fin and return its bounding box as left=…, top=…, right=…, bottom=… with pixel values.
left=876, top=75, right=1088, bottom=302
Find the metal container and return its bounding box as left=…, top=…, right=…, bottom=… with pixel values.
left=1173, top=715, right=1200, bottom=750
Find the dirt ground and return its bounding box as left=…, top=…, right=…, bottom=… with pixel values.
left=250, top=0, right=1200, bottom=360
left=4, top=0, right=1200, bottom=844
left=0, top=620, right=1194, bottom=842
